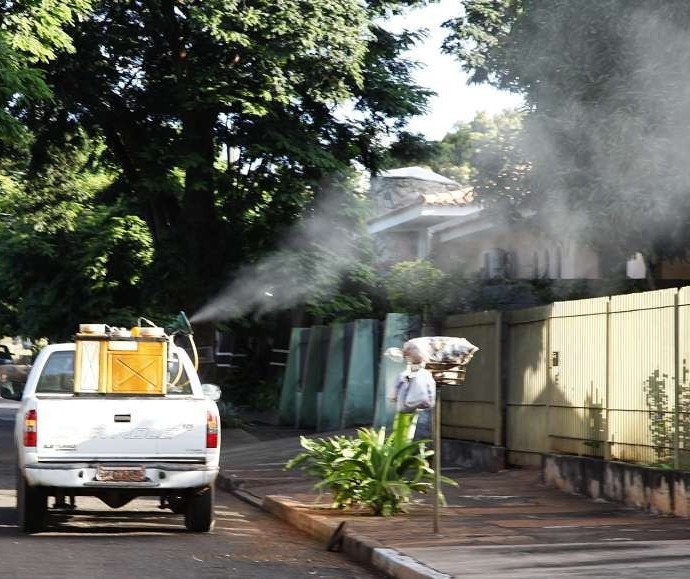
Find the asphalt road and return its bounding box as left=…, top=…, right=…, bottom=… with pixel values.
left=0, top=406, right=376, bottom=579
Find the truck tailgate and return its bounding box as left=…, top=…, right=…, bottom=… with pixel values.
left=35, top=397, right=208, bottom=462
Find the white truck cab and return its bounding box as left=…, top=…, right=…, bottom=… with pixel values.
left=14, top=343, right=221, bottom=533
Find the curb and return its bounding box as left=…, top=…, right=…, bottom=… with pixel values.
left=217, top=472, right=452, bottom=579
left=215, top=472, right=263, bottom=509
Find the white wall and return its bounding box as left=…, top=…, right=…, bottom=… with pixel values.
left=435, top=226, right=601, bottom=279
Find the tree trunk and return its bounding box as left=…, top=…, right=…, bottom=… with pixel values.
left=181, top=107, right=220, bottom=306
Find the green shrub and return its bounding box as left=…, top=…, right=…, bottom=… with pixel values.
left=385, top=260, right=446, bottom=315
left=286, top=413, right=457, bottom=516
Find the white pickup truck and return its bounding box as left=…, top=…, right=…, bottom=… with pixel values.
left=13, top=343, right=221, bottom=533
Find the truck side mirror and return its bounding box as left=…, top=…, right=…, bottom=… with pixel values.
left=201, top=383, right=221, bottom=402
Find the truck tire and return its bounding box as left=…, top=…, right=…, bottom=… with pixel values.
left=16, top=469, right=47, bottom=534
left=184, top=486, right=214, bottom=532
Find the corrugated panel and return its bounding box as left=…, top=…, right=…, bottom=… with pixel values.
left=608, top=289, right=677, bottom=465
left=443, top=425, right=494, bottom=444
left=442, top=311, right=500, bottom=444
left=442, top=313, right=497, bottom=404
left=610, top=287, right=677, bottom=313
left=442, top=401, right=495, bottom=430
left=549, top=297, right=608, bottom=455
left=677, top=287, right=690, bottom=462
left=505, top=308, right=550, bottom=457
left=507, top=406, right=549, bottom=454
left=678, top=287, right=690, bottom=468
left=552, top=296, right=610, bottom=317
left=506, top=310, right=550, bottom=405
left=608, top=408, right=671, bottom=465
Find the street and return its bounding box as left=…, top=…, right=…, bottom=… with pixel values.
left=0, top=407, right=376, bottom=579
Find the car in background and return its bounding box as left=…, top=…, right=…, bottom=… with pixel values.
left=0, top=345, right=13, bottom=365
left=0, top=363, right=30, bottom=401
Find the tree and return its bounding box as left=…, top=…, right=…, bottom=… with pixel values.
left=444, top=1, right=690, bottom=287
left=466, top=110, right=531, bottom=220
left=384, top=260, right=445, bottom=316
left=0, top=0, right=92, bottom=146
left=15, top=0, right=433, bottom=312
left=0, top=131, right=154, bottom=340
left=385, top=110, right=530, bottom=217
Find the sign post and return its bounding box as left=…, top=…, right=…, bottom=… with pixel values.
left=433, top=385, right=442, bottom=534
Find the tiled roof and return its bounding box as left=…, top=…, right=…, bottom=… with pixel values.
left=379, top=166, right=458, bottom=185
left=419, top=188, right=475, bottom=206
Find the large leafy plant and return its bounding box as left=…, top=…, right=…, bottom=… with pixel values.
left=286, top=414, right=457, bottom=516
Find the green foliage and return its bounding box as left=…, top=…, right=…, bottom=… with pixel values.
left=0, top=0, right=92, bottom=144
left=3, top=0, right=434, bottom=310
left=385, top=260, right=446, bottom=315
left=427, top=269, right=606, bottom=320
left=644, top=369, right=673, bottom=466
left=0, top=132, right=154, bottom=339
left=0, top=0, right=433, bottom=340
left=286, top=413, right=457, bottom=516
left=384, top=131, right=440, bottom=169
left=220, top=375, right=282, bottom=413
left=216, top=400, right=247, bottom=429
left=384, top=111, right=530, bottom=222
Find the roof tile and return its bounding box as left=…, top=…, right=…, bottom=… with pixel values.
left=419, top=189, right=475, bottom=206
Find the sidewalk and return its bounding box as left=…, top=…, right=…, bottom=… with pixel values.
left=218, top=425, right=690, bottom=578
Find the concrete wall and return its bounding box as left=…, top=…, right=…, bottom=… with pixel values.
left=435, top=226, right=600, bottom=279
left=543, top=453, right=690, bottom=517
left=441, top=440, right=506, bottom=472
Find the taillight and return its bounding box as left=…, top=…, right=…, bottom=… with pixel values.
left=24, top=409, right=37, bottom=447
left=206, top=411, right=218, bottom=448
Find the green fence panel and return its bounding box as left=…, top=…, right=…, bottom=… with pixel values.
left=341, top=319, right=378, bottom=428
left=278, top=327, right=308, bottom=426
left=298, top=325, right=331, bottom=429
left=318, top=323, right=348, bottom=431
left=373, top=313, right=419, bottom=429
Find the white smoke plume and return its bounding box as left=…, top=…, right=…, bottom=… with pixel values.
left=190, top=189, right=366, bottom=323
left=519, top=4, right=690, bottom=269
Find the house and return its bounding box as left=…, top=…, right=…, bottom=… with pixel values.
left=367, top=167, right=479, bottom=269
left=367, top=166, right=639, bottom=280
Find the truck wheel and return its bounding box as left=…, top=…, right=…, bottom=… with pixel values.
left=16, top=470, right=47, bottom=534
left=184, top=486, right=214, bottom=532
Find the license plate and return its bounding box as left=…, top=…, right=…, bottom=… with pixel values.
left=96, top=465, right=146, bottom=482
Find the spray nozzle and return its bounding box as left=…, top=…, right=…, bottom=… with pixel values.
left=166, top=311, right=193, bottom=336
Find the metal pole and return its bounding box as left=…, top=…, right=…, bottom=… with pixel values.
left=674, top=292, right=680, bottom=469
left=433, top=386, right=441, bottom=534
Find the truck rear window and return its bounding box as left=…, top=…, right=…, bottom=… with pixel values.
left=35, top=350, right=193, bottom=395
left=36, top=351, right=75, bottom=394
left=167, top=355, right=192, bottom=395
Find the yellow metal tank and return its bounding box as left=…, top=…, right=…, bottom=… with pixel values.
left=74, top=324, right=168, bottom=395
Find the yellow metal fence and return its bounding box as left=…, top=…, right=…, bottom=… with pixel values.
left=442, top=286, right=690, bottom=469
